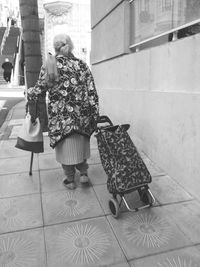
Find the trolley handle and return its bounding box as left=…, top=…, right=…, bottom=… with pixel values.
left=97, top=115, right=113, bottom=126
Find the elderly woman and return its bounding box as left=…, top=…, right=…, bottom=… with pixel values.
left=27, top=34, right=99, bottom=189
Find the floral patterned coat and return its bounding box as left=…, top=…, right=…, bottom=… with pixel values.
left=27, top=54, right=99, bottom=148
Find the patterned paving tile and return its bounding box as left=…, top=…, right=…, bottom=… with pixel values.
left=0, top=228, right=46, bottom=267
left=42, top=187, right=104, bottom=225
left=8, top=119, right=24, bottom=126
left=129, top=246, right=200, bottom=267
left=161, top=201, right=200, bottom=244
left=87, top=148, right=101, bottom=164
left=0, top=194, right=43, bottom=234
left=92, top=184, right=111, bottom=215
left=151, top=175, right=193, bottom=205
left=38, top=153, right=60, bottom=170
left=142, top=156, right=165, bottom=177
left=40, top=168, right=66, bottom=192
left=45, top=217, right=126, bottom=267
left=88, top=163, right=107, bottom=185
left=0, top=155, right=39, bottom=175
left=9, top=125, right=21, bottom=139
left=40, top=167, right=98, bottom=192
left=0, top=171, right=40, bottom=198
left=43, top=136, right=54, bottom=155
left=94, top=184, right=159, bottom=216
left=0, top=139, right=30, bottom=158
left=90, top=135, right=98, bottom=149
left=109, top=263, right=130, bottom=267
left=107, top=206, right=192, bottom=260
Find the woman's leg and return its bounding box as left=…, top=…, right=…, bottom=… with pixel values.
left=76, top=160, right=89, bottom=184
left=7, top=72, right=11, bottom=82
left=3, top=72, right=8, bottom=82
left=62, top=164, right=76, bottom=189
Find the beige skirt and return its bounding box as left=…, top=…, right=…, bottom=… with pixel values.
left=55, top=133, right=90, bottom=165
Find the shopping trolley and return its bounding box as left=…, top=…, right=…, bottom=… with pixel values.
left=95, top=115, right=155, bottom=218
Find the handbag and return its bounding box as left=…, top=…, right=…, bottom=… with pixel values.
left=15, top=103, right=44, bottom=153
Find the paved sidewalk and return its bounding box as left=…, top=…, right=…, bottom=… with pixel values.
left=0, top=98, right=200, bottom=267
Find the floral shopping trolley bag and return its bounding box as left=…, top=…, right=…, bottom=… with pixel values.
left=95, top=124, right=152, bottom=194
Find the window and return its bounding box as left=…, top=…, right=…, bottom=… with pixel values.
left=162, top=0, right=172, bottom=11
left=130, top=0, right=200, bottom=51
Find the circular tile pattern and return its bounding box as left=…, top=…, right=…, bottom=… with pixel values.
left=50, top=191, right=92, bottom=218
left=0, top=235, right=38, bottom=266
left=122, top=213, right=172, bottom=248
left=157, top=256, right=198, bottom=267
left=0, top=200, right=24, bottom=230
left=55, top=223, right=111, bottom=265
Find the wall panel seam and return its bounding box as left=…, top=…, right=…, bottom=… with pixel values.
left=92, top=52, right=128, bottom=66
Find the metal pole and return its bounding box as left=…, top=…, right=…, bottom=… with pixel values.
left=29, top=152, right=34, bottom=176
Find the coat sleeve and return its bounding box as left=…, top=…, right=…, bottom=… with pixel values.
left=26, top=65, right=49, bottom=129
left=84, top=64, right=99, bottom=120
left=27, top=65, right=48, bottom=102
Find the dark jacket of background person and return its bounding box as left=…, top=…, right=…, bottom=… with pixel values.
left=27, top=53, right=99, bottom=148
left=1, top=60, right=13, bottom=82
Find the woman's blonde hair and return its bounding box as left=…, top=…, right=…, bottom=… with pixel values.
left=53, top=34, right=74, bottom=56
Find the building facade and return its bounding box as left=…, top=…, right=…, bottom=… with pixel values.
left=0, top=0, right=91, bottom=84
left=39, top=0, right=91, bottom=64
left=91, top=0, right=200, bottom=200
left=0, top=0, right=19, bottom=27
left=0, top=0, right=91, bottom=64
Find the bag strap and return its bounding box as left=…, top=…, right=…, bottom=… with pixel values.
left=25, top=101, right=38, bottom=121
left=25, top=101, right=29, bottom=114
left=24, top=86, right=38, bottom=117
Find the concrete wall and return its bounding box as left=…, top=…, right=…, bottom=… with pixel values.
left=91, top=0, right=123, bottom=27
left=91, top=14, right=200, bottom=201
left=91, top=0, right=129, bottom=63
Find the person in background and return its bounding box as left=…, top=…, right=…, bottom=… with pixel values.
left=1, top=58, right=13, bottom=83
left=27, top=34, right=99, bottom=189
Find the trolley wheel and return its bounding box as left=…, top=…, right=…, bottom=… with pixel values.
left=138, top=188, right=153, bottom=206
left=108, top=197, right=120, bottom=218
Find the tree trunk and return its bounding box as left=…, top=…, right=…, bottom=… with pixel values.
left=19, top=0, right=42, bottom=88
left=19, top=0, right=48, bottom=132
